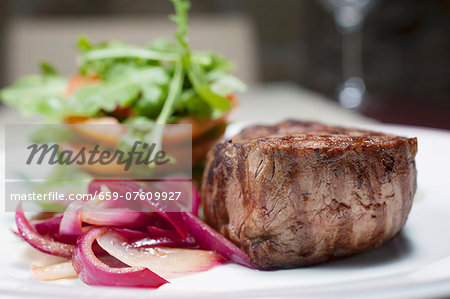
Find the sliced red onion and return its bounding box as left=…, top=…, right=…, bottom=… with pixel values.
left=34, top=215, right=78, bottom=245
left=146, top=225, right=181, bottom=239
left=72, top=227, right=168, bottom=288
left=15, top=204, right=74, bottom=259
left=97, top=230, right=226, bottom=279
left=86, top=182, right=154, bottom=228
left=130, top=235, right=198, bottom=249
left=153, top=176, right=200, bottom=216
left=191, top=184, right=200, bottom=217
left=98, top=254, right=129, bottom=268
left=88, top=180, right=142, bottom=203
left=144, top=226, right=198, bottom=248
left=59, top=201, right=84, bottom=240
left=82, top=207, right=152, bottom=228
left=34, top=216, right=62, bottom=235
left=144, top=200, right=188, bottom=239
left=89, top=180, right=188, bottom=238
left=182, top=212, right=259, bottom=269
left=111, top=228, right=150, bottom=241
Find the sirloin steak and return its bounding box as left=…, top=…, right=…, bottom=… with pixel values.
left=201, top=120, right=417, bottom=270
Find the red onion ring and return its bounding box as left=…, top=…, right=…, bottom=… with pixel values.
left=88, top=180, right=189, bottom=239
left=72, top=227, right=168, bottom=288
left=146, top=225, right=181, bottom=239
left=59, top=201, right=84, bottom=241
left=15, top=204, right=74, bottom=259
left=182, top=212, right=258, bottom=269
left=34, top=216, right=62, bottom=235
left=152, top=176, right=200, bottom=216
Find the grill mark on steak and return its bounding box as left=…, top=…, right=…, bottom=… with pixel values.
left=254, top=158, right=265, bottom=180
left=201, top=120, right=417, bottom=269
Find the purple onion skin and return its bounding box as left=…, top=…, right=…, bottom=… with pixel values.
left=191, top=184, right=200, bottom=217
left=88, top=180, right=189, bottom=239
left=59, top=202, right=84, bottom=243
left=34, top=216, right=62, bottom=235
left=110, top=228, right=150, bottom=241
left=145, top=201, right=188, bottom=239
left=183, top=213, right=259, bottom=269
left=15, top=204, right=74, bottom=259
left=34, top=216, right=77, bottom=245
left=153, top=176, right=200, bottom=216
left=72, top=227, right=168, bottom=288
left=146, top=226, right=181, bottom=239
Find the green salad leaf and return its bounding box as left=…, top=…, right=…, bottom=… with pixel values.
left=171, top=0, right=231, bottom=111
left=174, top=89, right=213, bottom=120
left=0, top=75, right=67, bottom=118
left=40, top=61, right=60, bottom=76
left=64, top=67, right=169, bottom=116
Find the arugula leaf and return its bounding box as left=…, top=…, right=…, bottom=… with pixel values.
left=174, top=88, right=212, bottom=120
left=201, top=52, right=234, bottom=73
left=133, top=84, right=166, bottom=118
left=66, top=83, right=140, bottom=115
left=186, top=62, right=231, bottom=111
left=210, top=73, right=247, bottom=96
left=170, top=0, right=190, bottom=50
left=79, top=37, right=212, bottom=71
left=147, top=38, right=179, bottom=53
left=40, top=61, right=59, bottom=76
left=80, top=47, right=178, bottom=65
left=64, top=67, right=169, bottom=116
left=123, top=116, right=155, bottom=125
left=77, top=35, right=93, bottom=52
left=0, top=75, right=67, bottom=118
left=156, top=59, right=184, bottom=125
left=170, top=0, right=231, bottom=111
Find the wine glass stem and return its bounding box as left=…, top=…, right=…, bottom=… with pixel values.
left=341, top=28, right=363, bottom=80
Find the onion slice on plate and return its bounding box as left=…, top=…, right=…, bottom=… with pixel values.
left=30, top=255, right=77, bottom=281
left=182, top=212, right=259, bottom=269
left=34, top=216, right=62, bottom=235
left=15, top=204, right=74, bottom=259
left=152, top=176, right=201, bottom=216
left=82, top=206, right=152, bottom=228
left=146, top=225, right=181, bottom=239
left=142, top=198, right=188, bottom=239
left=111, top=228, right=150, bottom=241
left=72, top=227, right=168, bottom=288
left=97, top=230, right=226, bottom=278
left=59, top=201, right=84, bottom=240
left=88, top=180, right=189, bottom=238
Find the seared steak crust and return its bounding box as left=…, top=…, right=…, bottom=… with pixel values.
left=201, top=120, right=417, bottom=270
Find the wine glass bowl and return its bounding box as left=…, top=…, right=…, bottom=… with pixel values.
left=317, top=0, right=377, bottom=109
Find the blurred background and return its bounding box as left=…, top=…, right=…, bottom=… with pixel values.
left=0, top=0, right=449, bottom=129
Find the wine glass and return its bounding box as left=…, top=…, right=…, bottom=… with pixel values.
left=318, top=0, right=377, bottom=109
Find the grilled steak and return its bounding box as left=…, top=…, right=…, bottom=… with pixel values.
left=201, top=120, right=417, bottom=270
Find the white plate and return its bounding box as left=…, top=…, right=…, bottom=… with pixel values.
left=1, top=123, right=450, bottom=298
